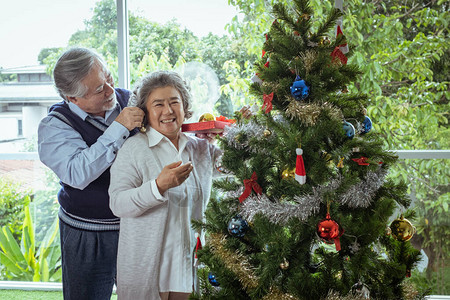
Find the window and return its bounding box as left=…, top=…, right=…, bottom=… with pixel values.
left=17, top=119, right=22, bottom=137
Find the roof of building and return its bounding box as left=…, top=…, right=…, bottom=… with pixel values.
left=0, top=83, right=60, bottom=103
left=1, top=65, right=48, bottom=75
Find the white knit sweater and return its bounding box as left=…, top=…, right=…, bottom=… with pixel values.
left=109, top=128, right=222, bottom=299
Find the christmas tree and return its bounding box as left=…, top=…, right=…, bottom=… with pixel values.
left=192, top=0, right=421, bottom=299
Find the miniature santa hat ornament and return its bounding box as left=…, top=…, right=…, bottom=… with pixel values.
left=295, top=148, right=306, bottom=185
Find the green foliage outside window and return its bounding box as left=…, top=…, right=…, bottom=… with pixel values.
left=0, top=178, right=31, bottom=243
left=0, top=206, right=61, bottom=282
left=41, top=0, right=255, bottom=119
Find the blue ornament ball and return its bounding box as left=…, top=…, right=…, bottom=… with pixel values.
left=227, top=215, right=249, bottom=237
left=208, top=272, right=220, bottom=286
left=361, top=116, right=372, bottom=134
left=343, top=121, right=355, bottom=139
left=290, top=75, right=310, bottom=100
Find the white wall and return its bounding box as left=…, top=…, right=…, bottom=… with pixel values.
left=22, top=106, right=48, bottom=139
left=0, top=116, right=19, bottom=140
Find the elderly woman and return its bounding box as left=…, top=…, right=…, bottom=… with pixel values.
left=109, top=70, right=222, bottom=300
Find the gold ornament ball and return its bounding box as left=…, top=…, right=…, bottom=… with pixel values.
left=319, top=36, right=331, bottom=46
left=198, top=112, right=215, bottom=122
left=390, top=215, right=416, bottom=242
left=281, top=168, right=296, bottom=179
left=263, top=129, right=272, bottom=137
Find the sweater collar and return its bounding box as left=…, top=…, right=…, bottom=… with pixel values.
left=68, top=100, right=120, bottom=123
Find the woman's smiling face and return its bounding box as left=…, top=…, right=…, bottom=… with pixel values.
left=145, top=85, right=185, bottom=142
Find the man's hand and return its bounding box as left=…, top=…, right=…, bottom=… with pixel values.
left=156, top=161, right=193, bottom=194
left=115, top=107, right=145, bottom=131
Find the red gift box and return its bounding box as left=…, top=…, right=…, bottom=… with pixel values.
left=181, top=120, right=231, bottom=134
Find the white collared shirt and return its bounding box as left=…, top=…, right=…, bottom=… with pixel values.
left=147, top=129, right=200, bottom=292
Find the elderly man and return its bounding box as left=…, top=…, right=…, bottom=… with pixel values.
left=38, top=47, right=144, bottom=300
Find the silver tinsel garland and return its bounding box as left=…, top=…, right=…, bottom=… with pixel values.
left=239, top=178, right=340, bottom=225
left=337, top=168, right=387, bottom=208
left=240, top=193, right=318, bottom=225
left=237, top=168, right=387, bottom=225
left=226, top=186, right=245, bottom=201
left=223, top=121, right=267, bottom=152
left=222, top=117, right=289, bottom=154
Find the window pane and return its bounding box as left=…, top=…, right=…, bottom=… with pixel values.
left=388, top=158, right=450, bottom=294
left=0, top=0, right=106, bottom=151
left=0, top=0, right=110, bottom=284
left=128, top=0, right=238, bottom=38
left=127, top=0, right=242, bottom=121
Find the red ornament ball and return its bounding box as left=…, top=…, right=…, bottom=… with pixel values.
left=317, top=213, right=344, bottom=248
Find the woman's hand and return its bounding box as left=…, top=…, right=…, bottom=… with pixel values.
left=240, top=105, right=253, bottom=119
left=155, top=161, right=193, bottom=194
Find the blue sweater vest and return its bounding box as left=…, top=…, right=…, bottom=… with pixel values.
left=49, top=88, right=133, bottom=220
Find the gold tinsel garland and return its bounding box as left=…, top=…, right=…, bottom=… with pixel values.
left=208, top=233, right=259, bottom=290
left=300, top=50, right=317, bottom=75
left=261, top=82, right=283, bottom=98
left=285, top=101, right=342, bottom=126
left=209, top=234, right=300, bottom=299
left=261, top=287, right=300, bottom=300
left=324, top=290, right=369, bottom=300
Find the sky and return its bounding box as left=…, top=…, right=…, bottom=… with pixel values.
left=0, top=0, right=240, bottom=69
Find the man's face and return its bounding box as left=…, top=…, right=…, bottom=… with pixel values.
left=68, top=63, right=116, bottom=117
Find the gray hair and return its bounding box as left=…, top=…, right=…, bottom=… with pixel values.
left=53, top=47, right=108, bottom=102
left=134, top=71, right=193, bottom=125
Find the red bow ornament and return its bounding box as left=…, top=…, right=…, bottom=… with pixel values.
left=261, top=92, right=274, bottom=114
left=239, top=172, right=263, bottom=203
left=352, top=157, right=370, bottom=166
